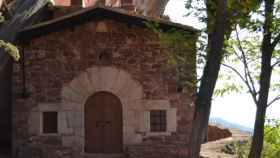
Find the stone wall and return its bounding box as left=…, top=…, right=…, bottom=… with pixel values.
left=13, top=18, right=196, bottom=158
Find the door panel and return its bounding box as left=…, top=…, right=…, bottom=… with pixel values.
left=85, top=92, right=123, bottom=153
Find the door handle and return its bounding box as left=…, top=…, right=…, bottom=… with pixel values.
left=96, top=121, right=112, bottom=127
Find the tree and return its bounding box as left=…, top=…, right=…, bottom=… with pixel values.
left=0, top=0, right=48, bottom=154
left=218, top=0, right=280, bottom=157
left=187, top=1, right=231, bottom=157
left=0, top=0, right=49, bottom=64
left=249, top=1, right=280, bottom=157
left=184, top=0, right=261, bottom=157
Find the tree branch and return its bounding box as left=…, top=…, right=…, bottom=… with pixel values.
left=235, top=28, right=258, bottom=97
left=271, top=59, right=280, bottom=68
left=222, top=63, right=246, bottom=82
left=231, top=46, right=243, bottom=62
left=222, top=63, right=258, bottom=105
left=267, top=95, right=280, bottom=107
left=197, top=53, right=207, bottom=58
left=272, top=32, right=280, bottom=48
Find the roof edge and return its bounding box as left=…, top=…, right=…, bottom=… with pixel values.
left=18, top=6, right=200, bottom=40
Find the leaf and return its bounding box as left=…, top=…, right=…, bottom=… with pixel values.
left=0, top=40, right=20, bottom=61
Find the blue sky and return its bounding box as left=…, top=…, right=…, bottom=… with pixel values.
left=164, top=0, right=280, bottom=128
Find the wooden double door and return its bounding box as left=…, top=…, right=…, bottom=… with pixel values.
left=85, top=92, right=123, bottom=153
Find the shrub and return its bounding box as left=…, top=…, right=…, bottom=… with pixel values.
left=233, top=119, right=280, bottom=158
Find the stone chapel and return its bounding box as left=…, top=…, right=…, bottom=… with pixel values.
left=13, top=0, right=198, bottom=157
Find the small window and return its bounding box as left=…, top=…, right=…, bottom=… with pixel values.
left=150, top=110, right=167, bottom=132
left=42, top=112, right=58, bottom=134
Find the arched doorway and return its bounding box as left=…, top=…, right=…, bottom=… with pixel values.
left=85, top=92, right=123, bottom=153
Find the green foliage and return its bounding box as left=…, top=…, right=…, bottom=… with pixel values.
left=215, top=0, right=280, bottom=103
left=184, top=0, right=262, bottom=85
left=234, top=119, right=280, bottom=158
left=0, top=13, right=20, bottom=61
left=0, top=15, right=4, bottom=23
left=214, top=34, right=262, bottom=97
left=214, top=82, right=244, bottom=96
left=262, top=119, right=280, bottom=157
left=145, top=21, right=197, bottom=89
left=185, top=0, right=260, bottom=32
left=0, top=40, right=20, bottom=61
left=0, top=11, right=5, bottom=23
left=234, top=140, right=251, bottom=158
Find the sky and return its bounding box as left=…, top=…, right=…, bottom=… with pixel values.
left=164, top=0, right=280, bottom=128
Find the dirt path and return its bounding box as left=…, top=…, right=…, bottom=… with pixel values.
left=200, top=129, right=250, bottom=158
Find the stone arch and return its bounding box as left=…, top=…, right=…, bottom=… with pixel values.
left=60, top=66, right=144, bottom=151
left=61, top=66, right=143, bottom=108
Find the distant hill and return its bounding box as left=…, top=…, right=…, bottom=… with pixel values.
left=209, top=117, right=253, bottom=133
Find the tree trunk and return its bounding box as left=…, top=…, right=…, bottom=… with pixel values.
left=248, top=46, right=272, bottom=158
left=248, top=48, right=272, bottom=158
left=248, top=0, right=274, bottom=157
left=249, top=105, right=267, bottom=158
left=0, top=56, right=12, bottom=155
left=189, top=1, right=229, bottom=157
left=0, top=0, right=48, bottom=155
left=190, top=98, right=211, bottom=158
left=248, top=55, right=272, bottom=158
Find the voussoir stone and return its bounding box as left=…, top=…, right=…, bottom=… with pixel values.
left=99, top=67, right=120, bottom=92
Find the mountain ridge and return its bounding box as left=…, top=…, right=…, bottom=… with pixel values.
left=209, top=117, right=253, bottom=133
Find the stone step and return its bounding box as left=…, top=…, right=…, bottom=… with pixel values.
left=84, top=153, right=124, bottom=158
